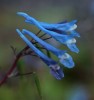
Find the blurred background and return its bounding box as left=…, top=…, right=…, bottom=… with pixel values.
left=0, top=0, right=94, bottom=100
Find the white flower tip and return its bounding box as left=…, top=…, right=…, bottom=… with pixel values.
left=49, top=64, right=60, bottom=70
left=59, top=53, right=70, bottom=59
left=59, top=53, right=75, bottom=68
left=17, top=12, right=25, bottom=15
left=66, top=38, right=76, bottom=44
left=17, top=12, right=27, bottom=15
left=69, top=24, right=77, bottom=31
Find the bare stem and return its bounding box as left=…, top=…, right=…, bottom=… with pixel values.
left=15, top=72, right=34, bottom=77
left=31, top=30, right=41, bottom=42
left=39, top=33, right=46, bottom=38
left=0, top=31, right=52, bottom=86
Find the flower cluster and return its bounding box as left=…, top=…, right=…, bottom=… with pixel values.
left=16, top=12, right=80, bottom=80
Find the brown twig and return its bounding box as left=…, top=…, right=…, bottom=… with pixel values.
left=0, top=31, right=52, bottom=86
left=0, top=52, right=22, bottom=86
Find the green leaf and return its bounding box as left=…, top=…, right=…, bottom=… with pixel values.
left=33, top=72, right=42, bottom=99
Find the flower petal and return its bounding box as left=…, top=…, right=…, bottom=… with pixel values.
left=16, top=29, right=64, bottom=79
left=16, top=29, right=55, bottom=65
left=59, top=53, right=75, bottom=68
left=22, top=29, right=66, bottom=57
left=49, top=65, right=64, bottom=80
left=17, top=12, right=79, bottom=53
left=67, top=43, right=79, bottom=53
left=70, top=30, right=80, bottom=37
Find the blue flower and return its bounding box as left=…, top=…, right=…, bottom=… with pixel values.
left=34, top=20, right=79, bottom=35
left=27, top=20, right=80, bottom=37
left=16, top=12, right=80, bottom=79
left=22, top=29, right=74, bottom=68
left=16, top=29, right=64, bottom=80
left=17, top=12, right=79, bottom=53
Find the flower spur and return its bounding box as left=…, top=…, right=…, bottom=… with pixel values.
left=16, top=12, right=80, bottom=79
left=22, top=29, right=74, bottom=68
left=17, top=12, right=80, bottom=53
left=16, top=29, right=64, bottom=80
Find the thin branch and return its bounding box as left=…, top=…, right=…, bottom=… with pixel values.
left=39, top=33, right=46, bottom=38
left=36, top=30, right=41, bottom=36
left=0, top=53, right=22, bottom=86
left=42, top=36, right=52, bottom=41
left=31, top=30, right=41, bottom=42
left=0, top=31, right=51, bottom=86
left=15, top=72, right=34, bottom=77
left=10, top=45, right=17, bottom=55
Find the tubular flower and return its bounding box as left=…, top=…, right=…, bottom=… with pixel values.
left=16, top=29, right=64, bottom=80
left=32, top=20, right=79, bottom=37
left=22, top=29, right=74, bottom=68
left=17, top=12, right=80, bottom=53
left=16, top=12, right=80, bottom=79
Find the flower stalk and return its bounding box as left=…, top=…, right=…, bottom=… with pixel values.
left=0, top=30, right=49, bottom=86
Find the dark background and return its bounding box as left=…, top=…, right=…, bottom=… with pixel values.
left=0, top=0, right=94, bottom=100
